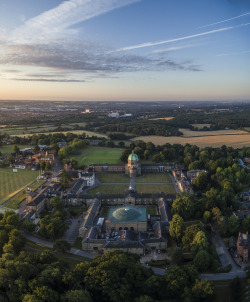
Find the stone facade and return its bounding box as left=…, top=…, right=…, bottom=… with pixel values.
left=237, top=232, right=250, bottom=262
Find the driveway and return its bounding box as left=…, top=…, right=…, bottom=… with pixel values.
left=63, top=216, right=81, bottom=245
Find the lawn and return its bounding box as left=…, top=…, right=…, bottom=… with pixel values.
left=0, top=144, right=33, bottom=155
left=136, top=173, right=171, bottom=183
left=87, top=185, right=129, bottom=194
left=4, top=180, right=46, bottom=209
left=146, top=205, right=157, bottom=215
left=135, top=184, right=176, bottom=194
left=98, top=173, right=130, bottom=183
left=72, top=146, right=123, bottom=167
left=0, top=167, right=39, bottom=204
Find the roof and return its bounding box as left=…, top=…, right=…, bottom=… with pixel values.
left=128, top=151, right=139, bottom=162
left=107, top=205, right=146, bottom=223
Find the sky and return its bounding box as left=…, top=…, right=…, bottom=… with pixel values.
left=0, top=0, right=250, bottom=102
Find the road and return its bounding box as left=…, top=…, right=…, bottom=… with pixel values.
left=24, top=232, right=95, bottom=259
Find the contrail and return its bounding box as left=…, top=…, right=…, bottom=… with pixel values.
left=111, top=23, right=250, bottom=53
left=199, top=12, right=250, bottom=28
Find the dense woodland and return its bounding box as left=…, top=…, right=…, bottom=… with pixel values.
left=0, top=210, right=215, bottom=302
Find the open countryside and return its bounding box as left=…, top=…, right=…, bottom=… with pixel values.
left=133, top=133, right=250, bottom=148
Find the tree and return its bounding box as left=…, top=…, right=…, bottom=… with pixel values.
left=22, top=220, right=36, bottom=233
left=59, top=170, right=72, bottom=189
left=118, top=141, right=125, bottom=148
left=50, top=197, right=64, bottom=210
left=193, top=250, right=210, bottom=272
left=172, top=247, right=184, bottom=265
left=62, top=290, right=92, bottom=302
left=84, top=250, right=152, bottom=302
left=191, top=231, right=209, bottom=255
left=192, top=172, right=208, bottom=191
left=182, top=224, right=201, bottom=251
left=165, top=265, right=188, bottom=298
left=13, top=145, right=20, bottom=155
left=53, top=239, right=71, bottom=253
left=172, top=195, right=194, bottom=220
left=45, top=162, right=52, bottom=171
left=203, top=211, right=211, bottom=224
left=120, top=149, right=131, bottom=163
left=169, top=214, right=185, bottom=243
left=191, top=279, right=214, bottom=301
left=8, top=229, right=26, bottom=254
left=242, top=216, right=250, bottom=233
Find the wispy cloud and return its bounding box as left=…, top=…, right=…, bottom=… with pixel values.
left=10, top=0, right=140, bottom=44
left=216, top=50, right=250, bottom=56
left=150, top=43, right=202, bottom=55
left=111, top=23, right=250, bottom=53
left=199, top=12, right=250, bottom=28
left=10, top=78, right=86, bottom=82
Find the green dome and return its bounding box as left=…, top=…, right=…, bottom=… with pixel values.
left=112, top=206, right=141, bottom=222
left=128, top=151, right=139, bottom=161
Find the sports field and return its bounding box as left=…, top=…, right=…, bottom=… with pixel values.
left=72, top=146, right=123, bottom=167
left=0, top=144, right=33, bottom=155
left=0, top=168, right=39, bottom=204
left=136, top=173, right=171, bottom=183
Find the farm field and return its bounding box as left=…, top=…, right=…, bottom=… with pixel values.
left=136, top=173, right=171, bottom=183
left=179, top=128, right=248, bottom=137
left=13, top=130, right=107, bottom=138
left=87, top=185, right=128, bottom=194
left=135, top=184, right=176, bottom=194
left=0, top=122, right=87, bottom=136
left=0, top=168, right=39, bottom=204
left=150, top=117, right=175, bottom=121
left=72, top=146, right=123, bottom=167
left=98, top=173, right=129, bottom=183
left=133, top=133, right=250, bottom=148
left=0, top=144, right=33, bottom=155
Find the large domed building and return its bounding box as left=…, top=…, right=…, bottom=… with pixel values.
left=125, top=151, right=141, bottom=177
left=106, top=205, right=147, bottom=231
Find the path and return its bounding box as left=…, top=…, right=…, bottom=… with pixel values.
left=24, top=232, right=95, bottom=259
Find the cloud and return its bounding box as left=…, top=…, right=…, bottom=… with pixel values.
left=10, top=78, right=85, bottom=82
left=199, top=12, right=250, bottom=28
left=216, top=50, right=250, bottom=56
left=151, top=44, right=202, bottom=54
left=10, top=0, right=140, bottom=44
left=111, top=23, right=250, bottom=53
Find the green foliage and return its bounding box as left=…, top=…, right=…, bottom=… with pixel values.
left=172, top=247, right=184, bottom=265
left=22, top=220, right=36, bottom=233
left=172, top=195, right=194, bottom=220
left=169, top=214, right=185, bottom=242
left=190, top=279, right=214, bottom=301
left=193, top=250, right=210, bottom=272
left=50, top=196, right=65, bottom=210
left=84, top=250, right=152, bottom=302
left=38, top=215, right=68, bottom=240
left=62, top=290, right=93, bottom=302
left=191, top=231, right=209, bottom=255
left=182, top=224, right=202, bottom=251
left=59, top=170, right=73, bottom=189
left=53, top=239, right=71, bottom=253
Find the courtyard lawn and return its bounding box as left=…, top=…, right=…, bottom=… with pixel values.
left=98, top=173, right=129, bottom=183
left=101, top=206, right=110, bottom=217
left=146, top=205, right=157, bottom=215
left=87, top=185, right=129, bottom=194
left=135, top=184, right=176, bottom=194
left=4, top=180, right=46, bottom=209
left=136, top=173, right=171, bottom=183
left=0, top=168, right=39, bottom=204
left=72, top=146, right=123, bottom=167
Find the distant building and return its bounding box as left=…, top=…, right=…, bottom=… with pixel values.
left=187, top=169, right=208, bottom=182
left=237, top=232, right=250, bottom=262
left=108, top=112, right=119, bottom=118
left=32, top=151, right=55, bottom=166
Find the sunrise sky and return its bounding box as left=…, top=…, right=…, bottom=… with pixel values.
left=0, top=0, right=250, bottom=101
